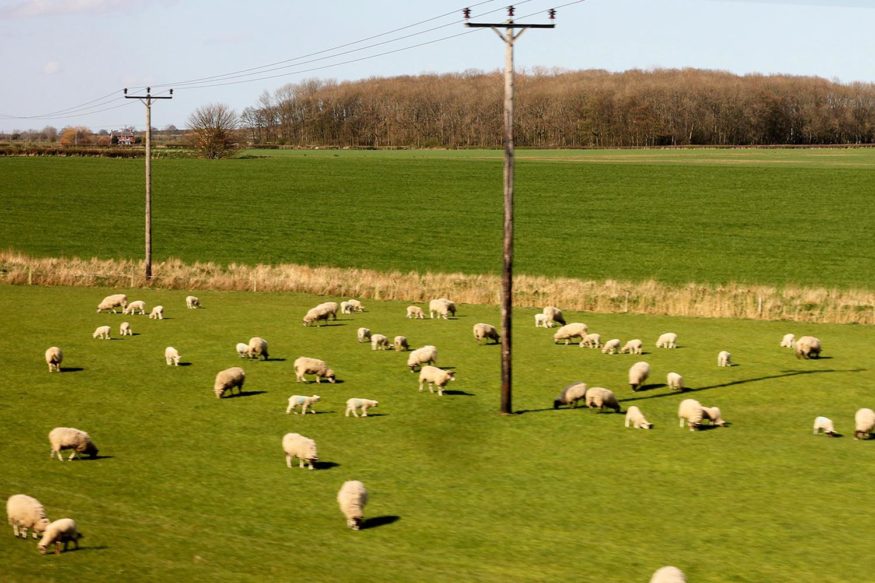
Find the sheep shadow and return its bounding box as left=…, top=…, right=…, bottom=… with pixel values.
left=264, top=357, right=287, bottom=362
left=226, top=390, right=269, bottom=399
left=71, top=545, right=110, bottom=552
left=177, top=362, right=193, bottom=367
left=442, top=390, right=475, bottom=396
left=59, top=367, right=84, bottom=373
left=313, top=461, right=340, bottom=470
left=362, top=515, right=400, bottom=530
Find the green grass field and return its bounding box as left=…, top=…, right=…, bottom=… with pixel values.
left=2, top=285, right=874, bottom=581
left=1, top=148, right=873, bottom=288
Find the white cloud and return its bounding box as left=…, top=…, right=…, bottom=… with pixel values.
left=42, top=61, right=61, bottom=74
left=0, top=0, right=176, bottom=18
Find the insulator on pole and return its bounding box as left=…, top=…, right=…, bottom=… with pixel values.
left=549, top=8, right=556, bottom=19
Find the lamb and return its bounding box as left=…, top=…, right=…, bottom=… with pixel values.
left=418, top=365, right=456, bottom=395
left=96, top=293, right=127, bottom=314
left=628, top=361, right=651, bottom=391
left=6, top=494, right=50, bottom=539
left=584, top=387, right=622, bottom=413
left=294, top=357, right=336, bottom=384
left=473, top=323, right=500, bottom=345
left=542, top=306, right=566, bottom=327
left=702, top=406, right=727, bottom=427
left=340, top=299, right=364, bottom=314
left=624, top=405, right=653, bottom=429
left=812, top=416, right=839, bottom=436
left=119, top=321, right=132, bottom=336
left=854, top=408, right=875, bottom=440
left=123, top=300, right=145, bottom=315
left=393, top=336, right=409, bottom=352
left=371, top=334, right=390, bottom=351
left=337, top=480, right=368, bottom=530
left=621, top=339, right=643, bottom=354
left=406, top=305, right=425, bottom=319
left=37, top=518, right=82, bottom=555
left=580, top=333, right=601, bottom=349
left=357, top=327, right=371, bottom=343
left=655, top=332, right=678, bottom=349
left=649, top=566, right=686, bottom=583
left=164, top=346, right=180, bottom=366
left=185, top=295, right=200, bottom=309
left=282, top=432, right=318, bottom=470
left=780, top=333, right=796, bottom=348
left=92, top=325, right=111, bottom=340
left=601, top=339, right=621, bottom=354
left=345, top=398, right=379, bottom=417
left=149, top=305, right=164, bottom=320
left=429, top=298, right=457, bottom=319
left=666, top=371, right=684, bottom=392
left=286, top=395, right=321, bottom=415
left=236, top=342, right=250, bottom=358
left=534, top=313, right=548, bottom=328
left=717, top=350, right=732, bottom=367
left=213, top=367, right=245, bottom=398
left=552, top=323, right=589, bottom=345
left=48, top=427, right=98, bottom=461
left=247, top=336, right=269, bottom=360
left=795, top=335, right=822, bottom=359
left=45, top=347, right=63, bottom=372
left=553, top=382, right=587, bottom=409
left=407, top=345, right=437, bottom=372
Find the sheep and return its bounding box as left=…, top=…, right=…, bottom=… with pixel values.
left=371, top=334, right=390, bottom=351
left=473, top=323, right=500, bottom=345
left=96, top=293, right=127, bottom=314
left=429, top=298, right=457, bottom=319
left=854, top=408, right=875, bottom=440
left=780, top=333, right=796, bottom=348
left=393, top=336, right=409, bottom=352
left=185, top=295, right=200, bottom=309
left=666, top=371, right=684, bottom=392
left=624, top=405, right=653, bottom=429
left=418, top=365, right=455, bottom=396
left=6, top=494, right=50, bottom=539
left=119, top=321, right=132, bottom=336
left=340, top=300, right=354, bottom=314
left=92, top=325, right=111, bottom=340
left=340, top=299, right=364, bottom=314
left=213, top=367, right=245, bottom=399
left=678, top=398, right=705, bottom=431
left=553, top=382, right=587, bottom=409
left=580, top=333, right=601, bottom=349
left=717, top=350, right=732, bottom=367
left=601, top=338, right=621, bottom=354
left=552, top=323, right=588, bottom=345
left=357, top=327, right=372, bottom=343
left=406, top=305, right=425, bottom=319
left=247, top=336, right=269, bottom=360
left=702, top=406, right=727, bottom=427
left=407, top=345, right=437, bottom=372
left=282, top=432, right=318, bottom=470
left=584, top=387, right=622, bottom=413
left=317, top=301, right=339, bottom=320
left=655, top=332, right=678, bottom=349
left=303, top=302, right=337, bottom=327
left=649, top=566, right=686, bottom=583
left=294, top=357, right=336, bottom=384
left=345, top=398, right=379, bottom=417
left=628, top=361, right=651, bottom=391
left=235, top=342, right=250, bottom=358
left=123, top=300, right=145, bottom=315
left=286, top=395, right=321, bottom=415
left=621, top=338, right=643, bottom=354
left=337, top=480, right=368, bottom=530
left=37, top=518, right=82, bottom=555
left=45, top=347, right=63, bottom=372
left=812, top=416, right=839, bottom=436
left=164, top=346, right=180, bottom=366
left=542, top=306, right=566, bottom=327
left=795, top=335, right=822, bottom=359
left=149, top=305, right=164, bottom=320
left=48, top=427, right=98, bottom=461
left=534, top=313, right=548, bottom=328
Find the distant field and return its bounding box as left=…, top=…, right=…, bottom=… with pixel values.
left=0, top=148, right=873, bottom=288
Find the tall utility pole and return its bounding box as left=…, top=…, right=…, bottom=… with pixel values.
left=465, top=7, right=555, bottom=415
left=124, top=87, right=173, bottom=281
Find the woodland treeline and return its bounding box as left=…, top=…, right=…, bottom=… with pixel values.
left=240, top=68, right=875, bottom=148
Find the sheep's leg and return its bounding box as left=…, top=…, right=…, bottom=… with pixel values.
left=362, top=408, right=368, bottom=417
left=286, top=454, right=292, bottom=468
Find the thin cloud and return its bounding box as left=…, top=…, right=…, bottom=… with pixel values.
left=42, top=61, right=61, bottom=74
left=0, top=0, right=175, bottom=18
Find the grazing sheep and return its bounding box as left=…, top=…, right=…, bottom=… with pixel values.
left=96, top=293, right=127, bottom=314
left=666, top=371, right=684, bottom=392
left=340, top=299, right=364, bottom=314
left=621, top=339, right=643, bottom=354
left=149, top=305, right=164, bottom=320
left=286, top=395, right=321, bottom=415
left=655, top=332, right=678, bottom=349
left=303, top=302, right=338, bottom=326
left=317, top=301, right=339, bottom=320
left=345, top=398, right=379, bottom=417
left=164, top=346, right=180, bottom=366
left=624, top=406, right=653, bottom=429
left=293, top=357, right=336, bottom=384
left=854, top=408, right=875, bottom=440
left=235, top=342, right=250, bottom=358
left=702, top=406, right=727, bottom=427
left=337, top=480, right=368, bottom=530
left=282, top=432, right=318, bottom=470
left=813, top=416, right=839, bottom=436
left=780, top=333, right=796, bottom=348
left=542, top=306, right=566, bottom=327
left=45, top=347, right=63, bottom=372
left=429, top=298, right=457, bottom=319
left=678, top=399, right=705, bottom=431
left=185, top=295, right=200, bottom=309
left=92, top=325, right=111, bottom=340
left=393, top=336, right=409, bottom=352
left=48, top=427, right=98, bottom=461
left=628, top=361, right=651, bottom=391
left=601, top=338, right=621, bottom=354
left=123, top=300, right=145, bottom=315
left=473, top=323, right=500, bottom=345
left=407, top=345, right=437, bottom=372
left=357, top=327, right=372, bottom=343
left=650, top=566, right=686, bottom=583
left=406, top=305, right=425, bottom=319
left=553, top=382, right=588, bottom=409
left=580, top=333, right=601, bottom=349
left=37, top=518, right=82, bottom=555
left=795, top=335, right=822, bottom=359
left=552, top=323, right=589, bottom=345
left=371, top=334, right=390, bottom=351
left=213, top=367, right=245, bottom=399
left=717, top=350, right=732, bottom=367
left=534, top=313, right=548, bottom=328
left=418, top=365, right=456, bottom=396
left=247, top=336, right=269, bottom=360
left=585, top=387, right=621, bottom=413
left=6, top=494, right=50, bottom=539
left=119, top=321, right=132, bottom=336
left=340, top=301, right=353, bottom=314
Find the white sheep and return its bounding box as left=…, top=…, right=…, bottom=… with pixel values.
left=213, top=367, right=245, bottom=398
left=717, top=350, right=732, bottom=367
left=45, top=347, right=63, bottom=372
left=553, top=382, right=587, bottom=409
left=393, top=336, right=409, bottom=352
left=337, top=480, right=368, bottom=530
left=854, top=408, right=875, bottom=440
left=473, top=323, right=500, bottom=345
left=247, top=336, right=269, bottom=360
left=303, top=302, right=338, bottom=326
left=357, top=327, right=371, bottom=343
left=282, top=432, right=318, bottom=470
left=780, top=333, right=796, bottom=348
left=286, top=395, right=321, bottom=415
left=149, top=305, right=164, bottom=320
left=655, top=332, right=678, bottom=349
left=601, top=338, right=621, bottom=354
left=418, top=365, right=456, bottom=395
left=666, top=371, right=684, bottom=392
left=294, top=357, right=336, bottom=384
left=649, top=566, right=686, bottom=583
left=37, top=518, right=82, bottom=555
left=795, top=335, right=822, bottom=359
left=628, top=361, right=651, bottom=391
left=120, top=321, right=132, bottom=336
left=341, top=299, right=364, bottom=314
left=92, top=325, right=111, bottom=340
left=371, top=334, right=390, bottom=351
left=96, top=293, right=127, bottom=314
left=428, top=298, right=456, bottom=319
left=406, top=305, right=425, bottom=319
left=235, top=342, right=250, bottom=358
left=48, top=427, right=98, bottom=461
left=123, top=300, right=145, bottom=315
left=534, top=313, right=548, bottom=328
left=185, top=295, right=200, bottom=309
left=345, top=398, right=379, bottom=417
left=317, top=301, right=339, bottom=320
left=624, top=405, right=653, bottom=429
left=164, top=346, right=180, bottom=366
left=6, top=494, right=50, bottom=539
left=678, top=398, right=705, bottom=431
left=812, top=416, right=838, bottom=436
left=621, top=339, right=643, bottom=354
left=580, top=333, right=601, bottom=349
left=702, top=405, right=727, bottom=427
left=407, top=345, right=437, bottom=372
left=585, top=387, right=621, bottom=413
left=552, top=323, right=588, bottom=345
left=542, top=306, right=566, bottom=327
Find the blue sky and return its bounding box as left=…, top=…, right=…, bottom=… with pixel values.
left=1, top=0, right=873, bottom=132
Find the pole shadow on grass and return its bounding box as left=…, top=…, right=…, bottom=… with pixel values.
left=264, top=357, right=287, bottom=362
left=362, top=515, right=400, bottom=530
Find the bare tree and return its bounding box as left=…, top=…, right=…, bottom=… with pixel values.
left=186, top=103, right=239, bottom=159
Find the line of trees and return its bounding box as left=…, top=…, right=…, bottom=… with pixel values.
left=240, top=68, right=875, bottom=148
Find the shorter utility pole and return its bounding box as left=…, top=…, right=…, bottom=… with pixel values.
left=124, top=87, right=172, bottom=281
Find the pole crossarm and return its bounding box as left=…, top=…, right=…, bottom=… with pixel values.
left=465, top=22, right=555, bottom=28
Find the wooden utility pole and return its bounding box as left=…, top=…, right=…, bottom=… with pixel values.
left=124, top=87, right=172, bottom=281
left=465, top=7, right=555, bottom=415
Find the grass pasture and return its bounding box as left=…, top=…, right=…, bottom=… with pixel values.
left=2, top=285, right=874, bottom=582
